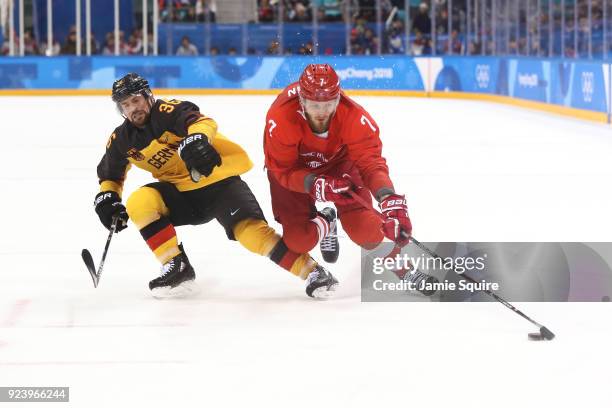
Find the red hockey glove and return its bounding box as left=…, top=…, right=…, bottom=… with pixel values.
left=310, top=175, right=355, bottom=205
left=379, top=194, right=412, bottom=247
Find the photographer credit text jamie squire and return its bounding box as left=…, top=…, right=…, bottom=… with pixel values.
left=370, top=253, right=500, bottom=293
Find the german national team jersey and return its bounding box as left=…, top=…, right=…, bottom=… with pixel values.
left=97, top=98, right=253, bottom=195
left=263, top=83, right=393, bottom=197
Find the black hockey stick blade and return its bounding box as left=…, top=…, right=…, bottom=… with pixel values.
left=81, top=248, right=99, bottom=288
left=528, top=326, right=556, bottom=341
left=81, top=216, right=119, bottom=288
left=539, top=326, right=556, bottom=340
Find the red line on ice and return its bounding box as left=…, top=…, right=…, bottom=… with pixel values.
left=2, top=299, right=31, bottom=327
left=0, top=299, right=31, bottom=348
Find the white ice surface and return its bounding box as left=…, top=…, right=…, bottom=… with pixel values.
left=0, top=95, right=611, bottom=407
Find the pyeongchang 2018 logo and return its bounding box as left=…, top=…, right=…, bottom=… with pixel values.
left=581, top=71, right=595, bottom=103
left=475, top=65, right=490, bottom=89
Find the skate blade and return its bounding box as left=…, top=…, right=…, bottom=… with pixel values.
left=321, top=253, right=339, bottom=264
left=151, top=280, right=200, bottom=299
left=311, top=283, right=339, bottom=300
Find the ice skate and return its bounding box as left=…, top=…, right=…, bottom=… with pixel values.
left=318, top=206, right=339, bottom=263
left=305, top=264, right=339, bottom=299
left=149, top=244, right=199, bottom=299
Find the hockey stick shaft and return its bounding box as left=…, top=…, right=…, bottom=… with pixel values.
left=347, top=190, right=552, bottom=331
left=409, top=237, right=546, bottom=328
left=96, top=215, right=119, bottom=281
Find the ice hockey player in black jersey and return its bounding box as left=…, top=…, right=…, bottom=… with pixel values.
left=94, top=73, right=338, bottom=299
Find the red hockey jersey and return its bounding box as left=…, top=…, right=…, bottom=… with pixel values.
left=263, top=83, right=394, bottom=197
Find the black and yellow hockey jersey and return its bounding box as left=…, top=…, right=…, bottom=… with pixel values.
left=97, top=98, right=253, bottom=196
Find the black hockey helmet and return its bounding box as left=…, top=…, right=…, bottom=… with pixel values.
left=111, top=72, right=153, bottom=103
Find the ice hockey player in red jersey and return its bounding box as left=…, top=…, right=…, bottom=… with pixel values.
left=94, top=73, right=338, bottom=299
left=263, top=64, right=412, bottom=261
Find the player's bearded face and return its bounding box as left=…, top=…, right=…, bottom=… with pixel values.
left=301, top=96, right=339, bottom=133
left=119, top=95, right=152, bottom=127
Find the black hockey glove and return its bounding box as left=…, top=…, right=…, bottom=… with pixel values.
left=178, top=134, right=222, bottom=181
left=94, top=191, right=128, bottom=232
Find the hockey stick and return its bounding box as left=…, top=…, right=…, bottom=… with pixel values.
left=81, top=215, right=120, bottom=288
left=348, top=190, right=555, bottom=340
left=409, top=237, right=555, bottom=340
left=346, top=190, right=438, bottom=296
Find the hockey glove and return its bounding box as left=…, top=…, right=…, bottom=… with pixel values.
left=94, top=191, right=128, bottom=232
left=178, top=134, right=222, bottom=181
left=379, top=194, right=412, bottom=247
left=310, top=175, right=356, bottom=205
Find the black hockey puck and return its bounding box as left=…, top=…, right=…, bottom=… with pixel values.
left=528, top=332, right=546, bottom=341
left=528, top=326, right=555, bottom=341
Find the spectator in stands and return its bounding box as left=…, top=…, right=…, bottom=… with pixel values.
left=259, top=0, right=276, bottom=22
left=315, top=5, right=326, bottom=22
left=436, top=6, right=448, bottom=35
left=127, top=34, right=143, bottom=55
left=298, top=41, right=313, bottom=54
left=60, top=27, right=79, bottom=55
left=386, top=19, right=404, bottom=54
left=467, top=39, right=481, bottom=55
left=101, top=32, right=128, bottom=55
left=174, top=0, right=191, bottom=21
left=196, top=0, right=217, bottom=22
left=267, top=39, right=281, bottom=54
left=176, top=35, right=199, bottom=55
left=288, top=1, right=311, bottom=22
left=228, top=47, right=238, bottom=55
left=359, top=0, right=376, bottom=21
left=412, top=2, right=431, bottom=35
left=0, top=29, right=18, bottom=56
left=350, top=21, right=377, bottom=54
left=23, top=29, right=39, bottom=55
left=101, top=33, right=116, bottom=55
left=362, top=27, right=378, bottom=54
left=350, top=20, right=366, bottom=53
left=443, top=29, right=462, bottom=54
left=305, top=41, right=314, bottom=54
left=210, top=46, right=219, bottom=56
left=359, top=0, right=376, bottom=22
left=159, top=0, right=178, bottom=22
left=508, top=37, right=518, bottom=55
left=318, top=0, right=342, bottom=22
left=411, top=28, right=430, bottom=55
left=184, top=6, right=197, bottom=22
left=158, top=0, right=205, bottom=22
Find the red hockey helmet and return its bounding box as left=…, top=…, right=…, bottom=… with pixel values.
left=298, top=64, right=341, bottom=101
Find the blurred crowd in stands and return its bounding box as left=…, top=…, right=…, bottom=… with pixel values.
left=1, top=0, right=610, bottom=57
